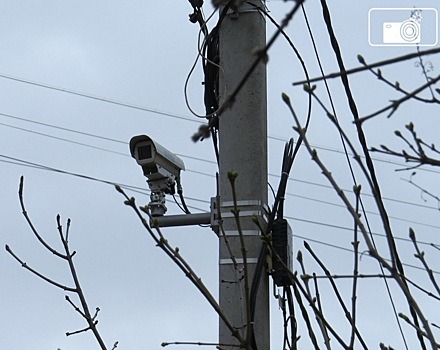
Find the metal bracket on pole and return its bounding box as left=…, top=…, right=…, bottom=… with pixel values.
left=210, top=199, right=269, bottom=235
left=151, top=197, right=219, bottom=229
left=220, top=200, right=269, bottom=225
left=152, top=212, right=211, bottom=228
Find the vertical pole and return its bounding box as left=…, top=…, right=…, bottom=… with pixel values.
left=218, top=1, right=269, bottom=349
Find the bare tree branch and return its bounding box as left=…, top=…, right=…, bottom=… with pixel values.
left=7, top=177, right=111, bottom=349
left=292, top=47, right=440, bottom=86
left=283, top=90, right=438, bottom=349
left=5, top=244, right=77, bottom=292
left=409, top=228, right=440, bottom=295
left=115, top=185, right=246, bottom=346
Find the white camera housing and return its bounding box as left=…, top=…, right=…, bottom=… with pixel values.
left=130, top=135, right=185, bottom=216
left=130, top=135, right=185, bottom=183
left=383, top=19, right=421, bottom=44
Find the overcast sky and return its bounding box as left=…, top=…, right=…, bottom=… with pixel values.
left=1, top=1, right=440, bottom=349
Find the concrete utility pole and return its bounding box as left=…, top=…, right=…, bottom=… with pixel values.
left=217, top=1, right=269, bottom=349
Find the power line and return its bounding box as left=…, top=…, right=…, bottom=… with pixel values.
left=3, top=152, right=440, bottom=277
left=1, top=112, right=437, bottom=215
left=293, top=232, right=440, bottom=275
left=268, top=174, right=440, bottom=212
left=0, top=121, right=128, bottom=157
left=0, top=73, right=202, bottom=124
left=0, top=72, right=438, bottom=175
left=0, top=155, right=210, bottom=213
left=3, top=109, right=438, bottom=182
left=288, top=192, right=440, bottom=231
left=0, top=154, right=143, bottom=192
left=0, top=117, right=437, bottom=219
left=0, top=111, right=438, bottom=219
left=269, top=135, right=440, bottom=175
left=286, top=215, right=435, bottom=247
left=1, top=103, right=438, bottom=176
left=0, top=112, right=126, bottom=144
left=2, top=152, right=439, bottom=245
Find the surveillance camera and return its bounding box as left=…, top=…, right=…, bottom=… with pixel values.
left=129, top=135, right=185, bottom=183
left=129, top=135, right=185, bottom=216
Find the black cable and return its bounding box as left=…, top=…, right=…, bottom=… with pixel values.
left=246, top=2, right=314, bottom=341
left=285, top=286, right=297, bottom=350
left=203, top=3, right=231, bottom=165
left=248, top=140, right=298, bottom=348
left=176, top=177, right=192, bottom=215
left=276, top=139, right=295, bottom=218
left=279, top=288, right=290, bottom=350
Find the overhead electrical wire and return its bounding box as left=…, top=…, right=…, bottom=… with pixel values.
left=2, top=2, right=437, bottom=345
left=0, top=6, right=437, bottom=244
left=0, top=74, right=439, bottom=174
left=286, top=192, right=440, bottom=231
left=1, top=109, right=438, bottom=224
left=2, top=109, right=439, bottom=182
left=5, top=106, right=437, bottom=174
left=0, top=121, right=129, bottom=157
left=0, top=153, right=146, bottom=192
left=0, top=112, right=126, bottom=144
left=0, top=73, right=202, bottom=124
left=0, top=154, right=208, bottom=213
left=308, top=0, right=409, bottom=346
left=293, top=232, right=440, bottom=275
left=0, top=116, right=438, bottom=217
left=1, top=153, right=439, bottom=270
left=285, top=215, right=436, bottom=248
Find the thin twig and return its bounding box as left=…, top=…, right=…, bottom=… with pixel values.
left=161, top=341, right=241, bottom=348
left=409, top=228, right=440, bottom=295
left=284, top=91, right=438, bottom=349
left=359, top=73, right=440, bottom=122
left=350, top=185, right=361, bottom=348
left=304, top=242, right=368, bottom=349
left=7, top=177, right=110, bottom=349
left=399, top=313, right=440, bottom=347
left=18, top=176, right=67, bottom=259
left=291, top=277, right=321, bottom=349
left=292, top=47, right=440, bottom=86
left=5, top=245, right=77, bottom=292
left=228, top=171, right=252, bottom=347
left=364, top=64, right=435, bottom=104
left=304, top=273, right=393, bottom=280
left=115, top=185, right=245, bottom=346
left=311, top=273, right=331, bottom=350
left=297, top=251, right=331, bottom=349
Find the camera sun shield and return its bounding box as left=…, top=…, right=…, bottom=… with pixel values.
left=369, top=8, right=438, bottom=47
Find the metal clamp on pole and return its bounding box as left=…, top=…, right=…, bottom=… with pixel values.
left=220, top=199, right=269, bottom=224
left=152, top=197, right=220, bottom=228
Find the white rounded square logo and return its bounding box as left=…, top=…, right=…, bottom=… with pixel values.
left=369, top=8, right=438, bottom=46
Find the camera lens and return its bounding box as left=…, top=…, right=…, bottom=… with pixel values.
left=400, top=20, right=419, bottom=42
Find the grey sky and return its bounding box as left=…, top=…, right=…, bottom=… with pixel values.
left=1, top=1, right=440, bottom=349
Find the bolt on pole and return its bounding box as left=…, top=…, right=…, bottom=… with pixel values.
left=217, top=1, right=269, bottom=349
